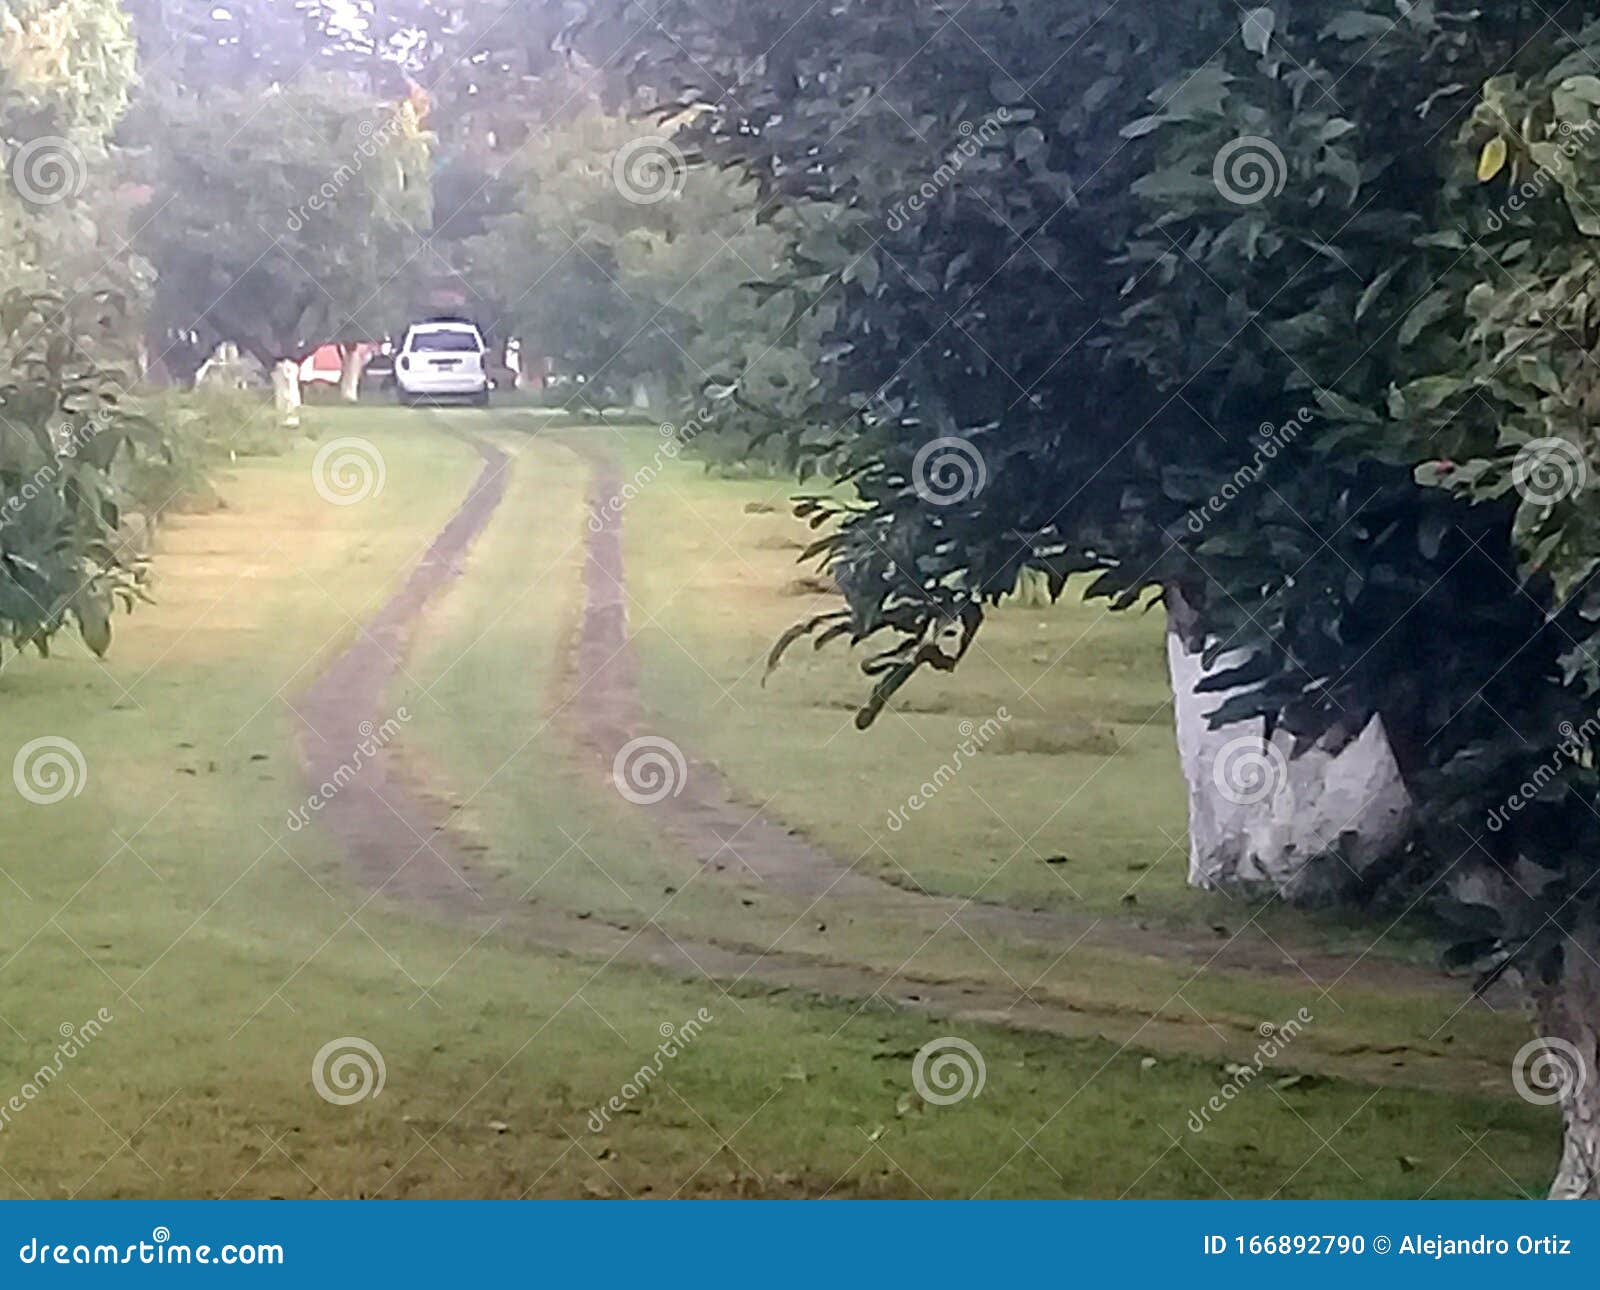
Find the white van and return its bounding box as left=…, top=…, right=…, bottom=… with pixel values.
left=395, top=319, right=490, bottom=406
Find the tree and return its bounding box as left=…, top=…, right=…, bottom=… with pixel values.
left=469, top=103, right=828, bottom=419
left=567, top=0, right=1600, bottom=1194
left=127, top=76, right=432, bottom=419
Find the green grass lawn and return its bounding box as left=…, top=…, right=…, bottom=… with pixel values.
left=0, top=408, right=1560, bottom=1199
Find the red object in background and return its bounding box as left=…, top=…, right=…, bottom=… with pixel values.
left=301, top=342, right=378, bottom=384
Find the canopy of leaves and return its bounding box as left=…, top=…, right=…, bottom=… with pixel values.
left=469, top=105, right=830, bottom=420
left=128, top=76, right=432, bottom=366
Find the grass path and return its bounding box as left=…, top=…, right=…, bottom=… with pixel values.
left=0, top=408, right=1558, bottom=1198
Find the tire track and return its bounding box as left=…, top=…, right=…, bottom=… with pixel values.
left=295, top=422, right=1507, bottom=1098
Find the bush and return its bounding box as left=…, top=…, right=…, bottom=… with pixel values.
left=120, top=385, right=286, bottom=518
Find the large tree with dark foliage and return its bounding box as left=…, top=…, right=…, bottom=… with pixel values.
left=127, top=77, right=430, bottom=396
left=564, top=0, right=1600, bottom=1196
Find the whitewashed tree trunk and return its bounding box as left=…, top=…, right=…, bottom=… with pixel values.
left=271, top=359, right=302, bottom=428
left=1530, top=930, right=1600, bottom=1198
left=1165, top=588, right=1412, bottom=898
left=337, top=345, right=366, bottom=403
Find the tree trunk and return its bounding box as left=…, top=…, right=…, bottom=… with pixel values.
left=337, top=344, right=366, bottom=403
left=516, top=344, right=543, bottom=390
left=1529, top=930, right=1600, bottom=1198
left=630, top=376, right=669, bottom=414
left=271, top=359, right=302, bottom=428
left=1165, top=586, right=1412, bottom=899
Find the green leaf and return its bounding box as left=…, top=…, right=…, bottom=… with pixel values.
left=1241, top=7, right=1275, bottom=55
left=1155, top=64, right=1233, bottom=121
left=1518, top=356, right=1565, bottom=398
left=1398, top=290, right=1453, bottom=347
left=1320, top=12, right=1396, bottom=41
left=1398, top=376, right=1464, bottom=411
left=1560, top=75, right=1600, bottom=106
left=1119, top=115, right=1168, bottom=140
left=1355, top=264, right=1399, bottom=322
left=1477, top=136, right=1507, bottom=182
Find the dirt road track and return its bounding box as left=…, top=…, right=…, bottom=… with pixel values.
left=292, top=421, right=1509, bottom=1097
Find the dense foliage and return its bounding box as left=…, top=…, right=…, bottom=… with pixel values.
left=470, top=104, right=828, bottom=418
left=0, top=0, right=154, bottom=662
